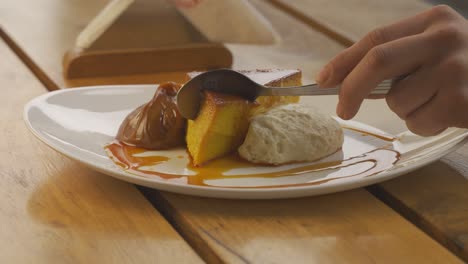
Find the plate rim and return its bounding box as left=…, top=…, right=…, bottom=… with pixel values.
left=23, top=85, right=468, bottom=199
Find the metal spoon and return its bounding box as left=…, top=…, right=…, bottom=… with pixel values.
left=176, top=69, right=392, bottom=120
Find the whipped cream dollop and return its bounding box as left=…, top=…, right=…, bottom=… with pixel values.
left=238, top=104, right=344, bottom=165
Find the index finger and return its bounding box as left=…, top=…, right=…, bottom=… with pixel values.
left=337, top=33, right=440, bottom=119
left=316, top=8, right=435, bottom=88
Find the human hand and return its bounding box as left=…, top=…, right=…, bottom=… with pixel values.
left=316, top=5, right=468, bottom=136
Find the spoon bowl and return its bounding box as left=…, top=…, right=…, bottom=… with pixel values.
left=176, top=69, right=261, bottom=120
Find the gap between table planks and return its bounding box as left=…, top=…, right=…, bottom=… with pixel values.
left=0, top=0, right=465, bottom=262
left=0, top=38, right=203, bottom=263
left=141, top=189, right=461, bottom=263
left=269, top=0, right=468, bottom=261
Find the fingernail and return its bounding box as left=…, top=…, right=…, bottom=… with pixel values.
left=315, top=65, right=330, bottom=85
left=342, top=112, right=351, bottom=120
left=337, top=103, right=354, bottom=120
left=337, top=103, right=345, bottom=119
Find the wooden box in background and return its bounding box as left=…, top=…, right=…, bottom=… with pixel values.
left=63, top=0, right=232, bottom=79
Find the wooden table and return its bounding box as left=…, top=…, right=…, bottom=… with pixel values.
left=1, top=0, right=468, bottom=263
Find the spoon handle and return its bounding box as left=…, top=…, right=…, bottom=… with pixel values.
left=258, top=80, right=393, bottom=96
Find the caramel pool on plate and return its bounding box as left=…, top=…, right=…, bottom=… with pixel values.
left=105, top=128, right=400, bottom=188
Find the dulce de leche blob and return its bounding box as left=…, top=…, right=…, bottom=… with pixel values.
left=116, top=82, right=186, bottom=149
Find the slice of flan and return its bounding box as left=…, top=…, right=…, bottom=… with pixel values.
left=186, top=69, right=302, bottom=166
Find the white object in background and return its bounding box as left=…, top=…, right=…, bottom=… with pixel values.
left=75, top=0, right=278, bottom=49
left=76, top=0, right=134, bottom=49
left=172, top=0, right=278, bottom=44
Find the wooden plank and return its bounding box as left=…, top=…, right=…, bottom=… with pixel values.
left=143, top=1, right=458, bottom=262
left=1, top=0, right=212, bottom=87
left=0, top=0, right=108, bottom=89
left=0, top=39, right=203, bottom=263
left=0, top=0, right=344, bottom=87
left=270, top=0, right=430, bottom=43
left=0, top=0, right=407, bottom=134
left=142, top=190, right=461, bottom=263
left=268, top=1, right=468, bottom=261
left=163, top=1, right=463, bottom=261
left=1, top=0, right=463, bottom=262
left=368, top=145, right=468, bottom=262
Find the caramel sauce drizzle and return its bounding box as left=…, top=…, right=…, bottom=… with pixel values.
left=105, top=142, right=173, bottom=179
left=187, top=149, right=398, bottom=188
left=105, top=128, right=400, bottom=188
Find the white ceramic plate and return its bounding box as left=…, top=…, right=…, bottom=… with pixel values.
left=24, top=85, right=468, bottom=199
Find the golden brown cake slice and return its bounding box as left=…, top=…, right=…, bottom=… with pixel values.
left=186, top=69, right=302, bottom=166
left=243, top=69, right=301, bottom=116
left=186, top=91, right=254, bottom=166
